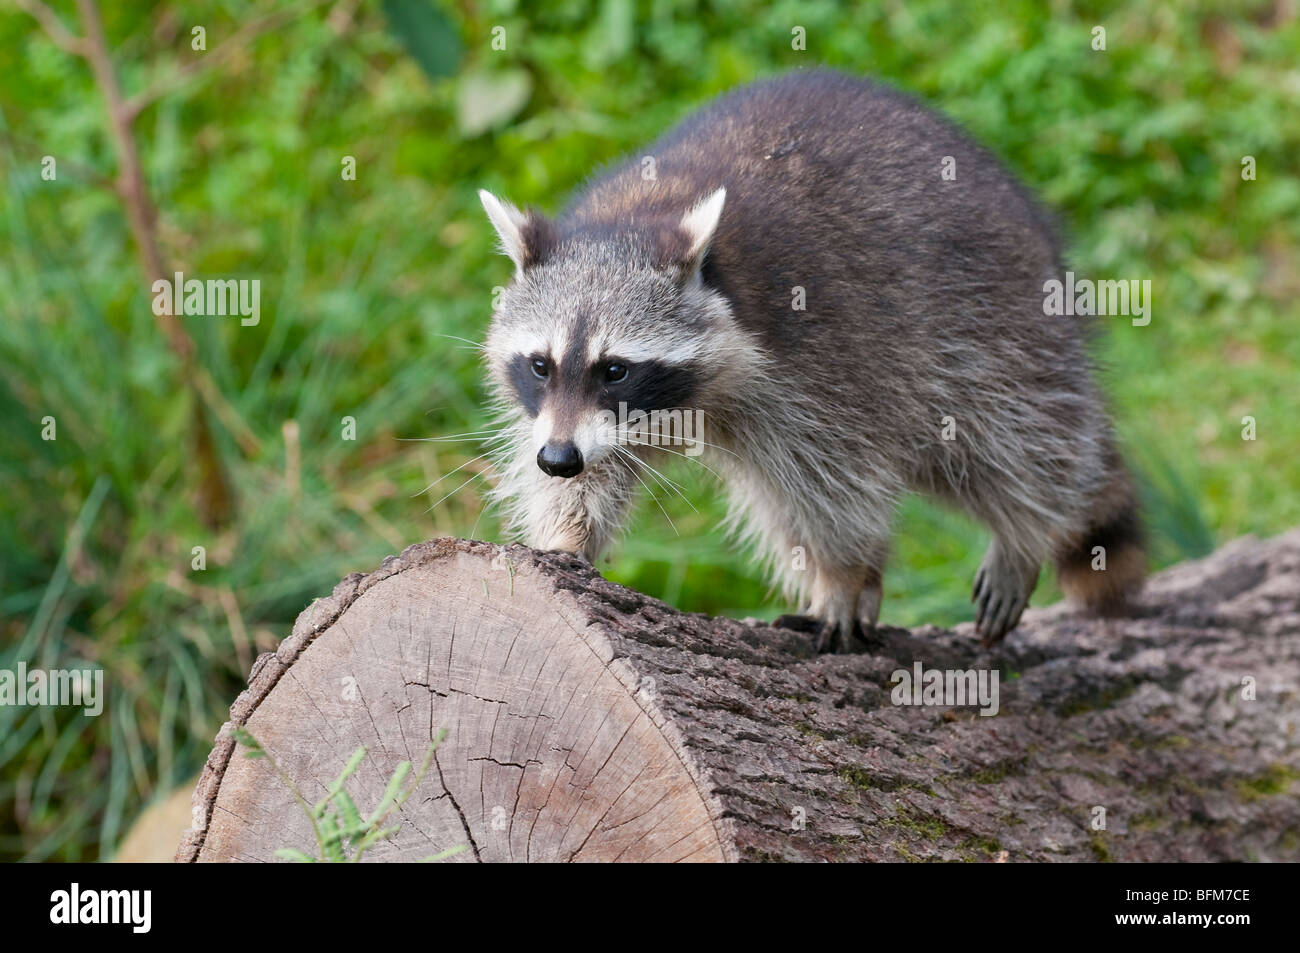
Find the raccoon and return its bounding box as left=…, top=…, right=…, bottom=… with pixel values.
left=476, top=69, right=1145, bottom=652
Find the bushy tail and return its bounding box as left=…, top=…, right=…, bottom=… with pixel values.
left=1054, top=455, right=1146, bottom=613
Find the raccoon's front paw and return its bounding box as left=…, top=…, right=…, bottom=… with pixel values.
left=772, top=613, right=821, bottom=636
left=773, top=614, right=868, bottom=654
left=532, top=539, right=584, bottom=558
left=529, top=526, right=590, bottom=558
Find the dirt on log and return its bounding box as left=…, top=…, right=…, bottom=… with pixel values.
left=177, top=530, right=1300, bottom=863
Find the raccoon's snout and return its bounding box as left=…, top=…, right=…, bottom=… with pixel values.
left=537, top=441, right=583, bottom=478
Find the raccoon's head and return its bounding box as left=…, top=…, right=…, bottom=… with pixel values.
left=479, top=187, right=747, bottom=478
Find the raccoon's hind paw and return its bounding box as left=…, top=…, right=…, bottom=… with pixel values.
left=971, top=553, right=1038, bottom=646
left=773, top=614, right=869, bottom=654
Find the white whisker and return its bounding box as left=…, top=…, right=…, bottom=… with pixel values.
left=433, top=333, right=486, bottom=351
left=614, top=445, right=698, bottom=512
left=424, top=471, right=485, bottom=513
left=413, top=452, right=493, bottom=497
left=612, top=449, right=679, bottom=537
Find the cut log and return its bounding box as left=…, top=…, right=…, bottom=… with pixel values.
left=177, top=530, right=1300, bottom=862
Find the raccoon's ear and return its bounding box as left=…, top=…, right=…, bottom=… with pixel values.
left=478, top=190, right=551, bottom=276
left=675, top=187, right=726, bottom=279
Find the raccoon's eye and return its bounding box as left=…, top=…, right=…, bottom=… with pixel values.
left=530, top=358, right=549, bottom=379
left=604, top=362, right=629, bottom=383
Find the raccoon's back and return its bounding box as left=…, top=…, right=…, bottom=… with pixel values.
left=568, top=70, right=1064, bottom=354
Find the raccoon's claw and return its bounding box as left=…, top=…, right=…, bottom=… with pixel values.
left=838, top=619, right=872, bottom=654
left=971, top=563, right=1032, bottom=646
left=773, top=614, right=867, bottom=654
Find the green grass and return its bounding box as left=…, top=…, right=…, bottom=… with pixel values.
left=231, top=727, right=465, bottom=862
left=1, top=0, right=1297, bottom=860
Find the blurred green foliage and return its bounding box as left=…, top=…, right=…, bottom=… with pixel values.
left=0, top=0, right=1297, bottom=860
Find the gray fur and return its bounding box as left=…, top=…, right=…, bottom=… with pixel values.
left=478, top=70, right=1144, bottom=650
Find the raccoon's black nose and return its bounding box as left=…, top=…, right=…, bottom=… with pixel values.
left=537, top=442, right=583, bottom=478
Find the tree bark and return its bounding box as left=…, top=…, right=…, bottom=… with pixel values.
left=177, top=530, right=1300, bottom=863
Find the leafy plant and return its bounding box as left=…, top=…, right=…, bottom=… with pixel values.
left=232, top=726, right=464, bottom=863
